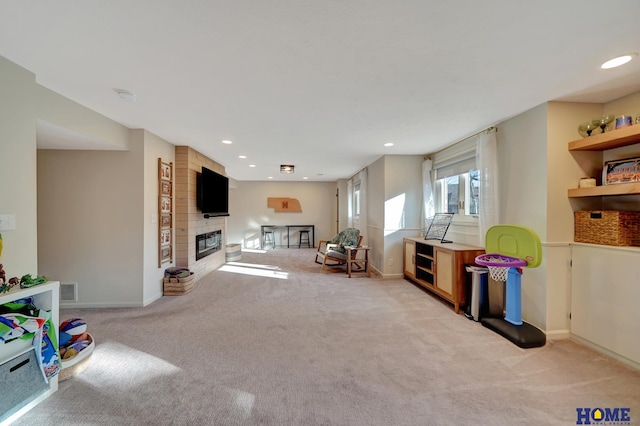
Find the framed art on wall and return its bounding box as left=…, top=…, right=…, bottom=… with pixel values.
left=160, top=196, right=172, bottom=213
left=161, top=214, right=172, bottom=229
left=158, top=158, right=174, bottom=266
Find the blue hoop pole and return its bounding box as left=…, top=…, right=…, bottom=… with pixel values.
left=504, top=267, right=523, bottom=325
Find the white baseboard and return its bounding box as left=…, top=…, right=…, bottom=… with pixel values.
left=545, top=329, right=570, bottom=340
left=571, top=334, right=640, bottom=372
left=60, top=301, right=143, bottom=309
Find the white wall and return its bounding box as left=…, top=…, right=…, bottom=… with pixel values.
left=0, top=56, right=38, bottom=276
left=498, top=103, right=549, bottom=330
left=226, top=181, right=336, bottom=249
left=382, top=155, right=423, bottom=277
left=336, top=179, right=348, bottom=234
left=141, top=130, right=176, bottom=305
left=366, top=157, right=385, bottom=272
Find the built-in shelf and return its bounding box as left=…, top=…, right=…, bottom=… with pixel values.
left=568, top=124, right=640, bottom=151
left=568, top=125, right=640, bottom=198
left=568, top=182, right=640, bottom=197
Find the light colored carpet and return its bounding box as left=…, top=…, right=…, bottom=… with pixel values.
left=13, top=248, right=640, bottom=425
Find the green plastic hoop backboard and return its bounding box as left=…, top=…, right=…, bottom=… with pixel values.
left=484, top=225, right=542, bottom=268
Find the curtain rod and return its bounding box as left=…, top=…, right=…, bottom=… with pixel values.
left=438, top=126, right=498, bottom=151
left=460, top=126, right=498, bottom=142
left=424, top=126, right=497, bottom=160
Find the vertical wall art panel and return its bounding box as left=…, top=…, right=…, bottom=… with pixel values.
left=159, top=158, right=173, bottom=266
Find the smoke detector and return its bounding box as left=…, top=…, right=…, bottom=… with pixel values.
left=114, top=89, right=137, bottom=102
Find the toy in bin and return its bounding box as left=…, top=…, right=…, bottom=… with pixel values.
left=58, top=318, right=95, bottom=380
left=475, top=225, right=545, bottom=349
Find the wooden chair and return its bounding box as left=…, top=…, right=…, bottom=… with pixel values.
left=315, top=228, right=361, bottom=265
left=316, top=232, right=364, bottom=272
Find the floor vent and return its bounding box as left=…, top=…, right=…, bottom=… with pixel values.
left=60, top=283, right=78, bottom=302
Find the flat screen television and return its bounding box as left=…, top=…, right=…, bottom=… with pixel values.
left=197, top=166, right=230, bottom=218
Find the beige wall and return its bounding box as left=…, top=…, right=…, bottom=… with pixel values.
left=38, top=147, right=144, bottom=307
left=226, top=180, right=336, bottom=249
left=36, top=85, right=129, bottom=150
left=0, top=56, right=38, bottom=276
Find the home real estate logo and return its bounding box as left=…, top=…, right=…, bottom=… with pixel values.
left=576, top=407, right=630, bottom=425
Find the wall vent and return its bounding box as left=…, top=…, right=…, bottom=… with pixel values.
left=60, top=283, right=78, bottom=302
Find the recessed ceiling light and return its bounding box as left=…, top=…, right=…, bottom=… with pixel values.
left=222, top=140, right=233, bottom=144
left=384, top=142, right=394, bottom=147
left=249, top=164, right=256, bottom=168
left=267, top=176, right=273, bottom=179
left=280, top=165, right=294, bottom=174
left=303, top=177, right=309, bottom=180
left=238, top=155, right=247, bottom=159
left=601, top=53, right=638, bottom=69
left=114, top=89, right=136, bottom=102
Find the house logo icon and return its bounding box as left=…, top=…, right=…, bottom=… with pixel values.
left=576, top=407, right=631, bottom=425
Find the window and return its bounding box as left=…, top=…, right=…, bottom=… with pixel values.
left=431, top=136, right=479, bottom=221
left=435, top=170, right=478, bottom=217
left=352, top=182, right=361, bottom=217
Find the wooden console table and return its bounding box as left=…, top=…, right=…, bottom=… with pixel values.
left=403, top=238, right=484, bottom=313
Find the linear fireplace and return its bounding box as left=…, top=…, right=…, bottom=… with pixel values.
left=196, top=230, right=222, bottom=260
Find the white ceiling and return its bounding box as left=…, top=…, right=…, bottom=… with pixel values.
left=2, top=1, right=640, bottom=181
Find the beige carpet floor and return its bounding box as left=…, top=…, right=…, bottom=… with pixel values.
left=12, top=248, right=640, bottom=425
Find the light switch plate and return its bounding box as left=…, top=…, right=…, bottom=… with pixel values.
left=0, top=214, right=16, bottom=231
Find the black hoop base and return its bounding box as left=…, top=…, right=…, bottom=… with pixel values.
left=481, top=318, right=546, bottom=349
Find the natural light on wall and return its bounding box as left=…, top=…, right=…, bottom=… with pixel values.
left=384, top=193, right=405, bottom=236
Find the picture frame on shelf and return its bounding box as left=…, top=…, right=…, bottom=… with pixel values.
left=604, top=157, right=640, bottom=185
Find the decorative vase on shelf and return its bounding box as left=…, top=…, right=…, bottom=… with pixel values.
left=592, top=114, right=615, bottom=134
left=578, top=121, right=598, bottom=137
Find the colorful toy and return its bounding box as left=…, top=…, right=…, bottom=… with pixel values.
left=60, top=318, right=87, bottom=336
left=475, top=225, right=545, bottom=348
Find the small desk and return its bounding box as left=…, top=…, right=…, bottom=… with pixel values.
left=261, top=225, right=315, bottom=249
left=345, top=246, right=370, bottom=278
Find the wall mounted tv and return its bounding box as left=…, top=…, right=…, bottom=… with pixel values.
left=197, top=166, right=230, bottom=218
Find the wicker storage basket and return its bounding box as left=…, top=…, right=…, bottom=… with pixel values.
left=574, top=210, right=640, bottom=246
left=163, top=272, right=195, bottom=296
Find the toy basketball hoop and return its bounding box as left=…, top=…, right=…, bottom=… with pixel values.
left=476, top=225, right=546, bottom=349
left=475, top=253, right=527, bottom=282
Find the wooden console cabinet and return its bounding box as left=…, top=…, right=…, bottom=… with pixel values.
left=403, top=237, right=484, bottom=313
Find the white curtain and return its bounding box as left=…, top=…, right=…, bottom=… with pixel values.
left=422, top=159, right=435, bottom=230
left=347, top=178, right=353, bottom=228
left=359, top=168, right=368, bottom=245
left=476, top=130, right=499, bottom=247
